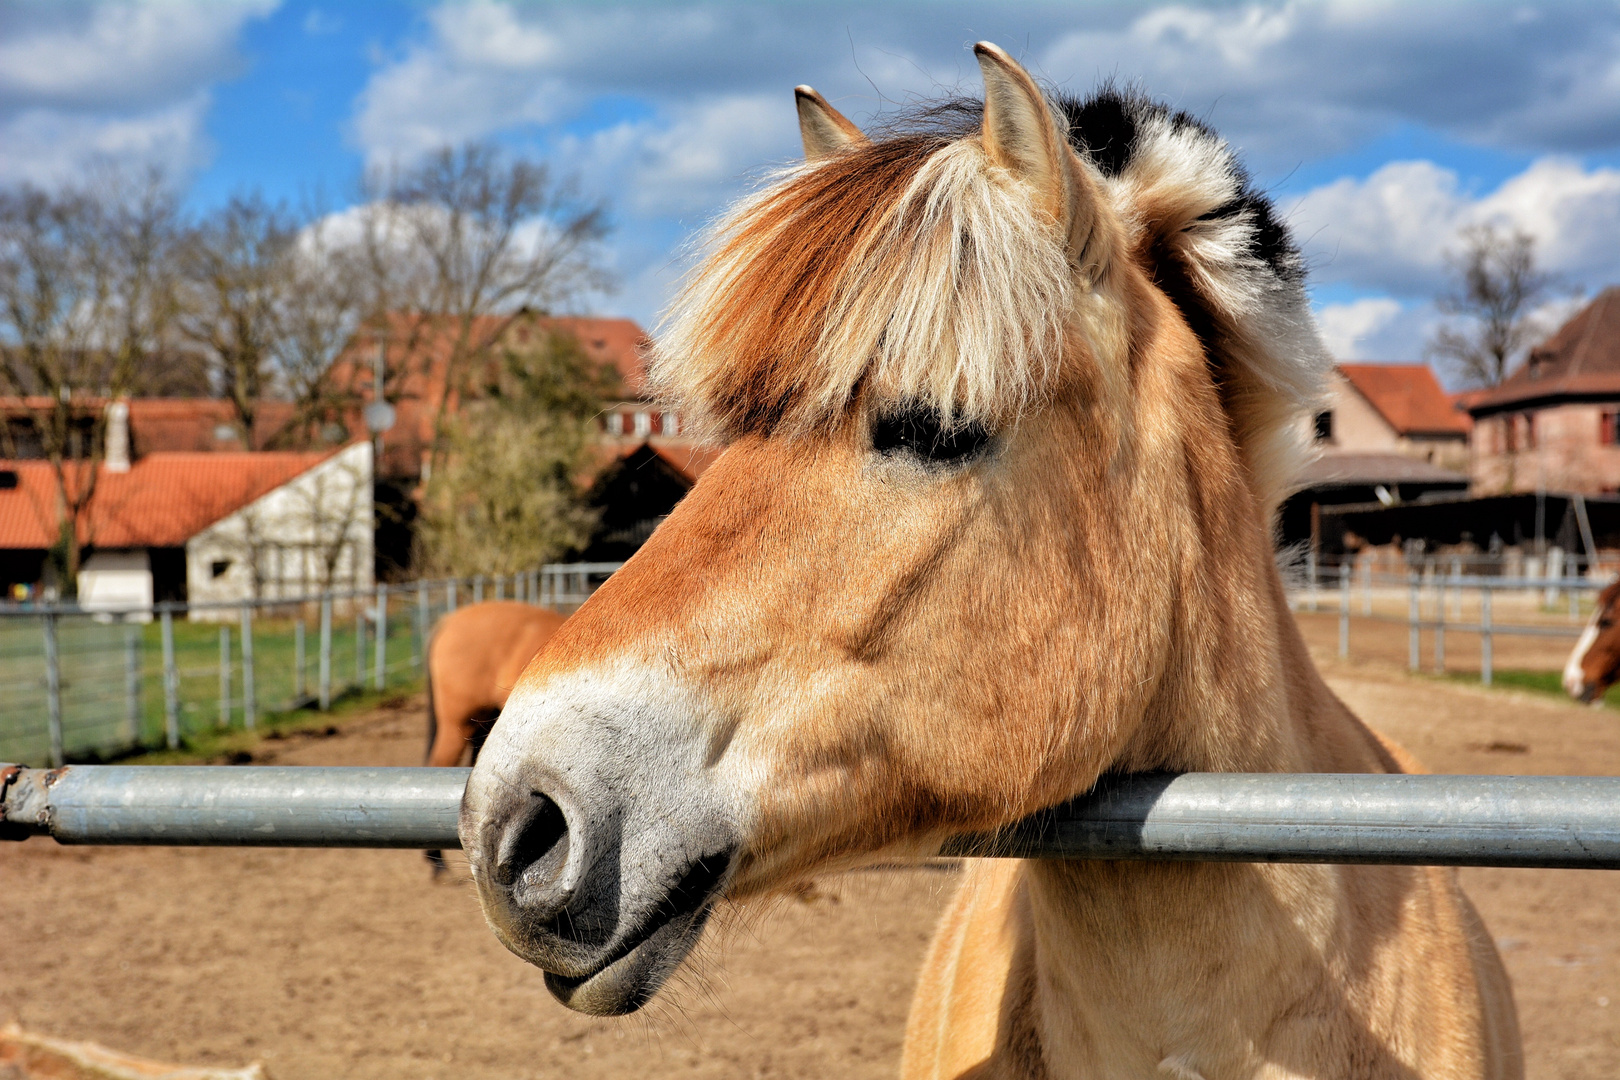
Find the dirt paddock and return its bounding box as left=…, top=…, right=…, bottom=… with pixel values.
left=5, top=618, right=1620, bottom=1078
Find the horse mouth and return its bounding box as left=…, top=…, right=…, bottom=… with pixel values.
left=535, top=849, right=734, bottom=1016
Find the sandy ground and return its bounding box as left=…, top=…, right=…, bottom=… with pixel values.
left=3, top=618, right=1619, bottom=1078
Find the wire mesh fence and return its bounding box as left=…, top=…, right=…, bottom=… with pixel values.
left=0, top=563, right=622, bottom=767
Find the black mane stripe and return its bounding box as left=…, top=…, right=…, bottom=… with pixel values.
left=1056, top=89, right=1300, bottom=284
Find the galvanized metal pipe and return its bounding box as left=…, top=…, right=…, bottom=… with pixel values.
left=160, top=609, right=179, bottom=749
left=42, top=613, right=62, bottom=768
left=240, top=605, right=255, bottom=731
left=318, top=596, right=332, bottom=710
left=373, top=586, right=387, bottom=692
left=123, top=624, right=141, bottom=745
left=4, top=767, right=1620, bottom=869
left=0, top=765, right=466, bottom=848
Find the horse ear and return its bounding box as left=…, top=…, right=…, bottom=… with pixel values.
left=795, top=86, right=867, bottom=162
left=974, top=43, right=1073, bottom=228
left=974, top=42, right=1114, bottom=283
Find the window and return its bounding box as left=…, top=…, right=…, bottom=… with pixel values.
left=1602, top=411, right=1620, bottom=446
left=663, top=412, right=680, bottom=437
left=605, top=411, right=624, bottom=436
left=210, top=559, right=232, bottom=579
left=633, top=411, right=651, bottom=438
left=1313, top=411, right=1333, bottom=442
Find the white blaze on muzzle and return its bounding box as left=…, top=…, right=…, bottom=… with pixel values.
left=1564, top=620, right=1601, bottom=700
left=458, top=661, right=753, bottom=1015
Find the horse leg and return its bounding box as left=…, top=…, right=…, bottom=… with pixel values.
left=424, top=679, right=477, bottom=876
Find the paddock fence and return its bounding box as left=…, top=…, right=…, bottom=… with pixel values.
left=4, top=765, right=1619, bottom=870
left=0, top=563, right=623, bottom=768
left=1287, top=554, right=1607, bottom=684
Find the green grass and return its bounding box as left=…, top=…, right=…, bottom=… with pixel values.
left=0, top=608, right=430, bottom=766
left=1436, top=667, right=1620, bottom=707
left=121, top=678, right=423, bottom=766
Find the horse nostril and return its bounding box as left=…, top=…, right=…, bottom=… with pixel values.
left=494, top=792, right=571, bottom=903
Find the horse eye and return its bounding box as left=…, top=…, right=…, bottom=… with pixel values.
left=871, top=407, right=992, bottom=464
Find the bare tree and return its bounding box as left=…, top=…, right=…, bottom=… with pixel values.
left=176, top=194, right=300, bottom=444
left=357, top=142, right=612, bottom=473
left=1429, top=223, right=1556, bottom=387
left=0, top=169, right=181, bottom=591
left=270, top=213, right=366, bottom=443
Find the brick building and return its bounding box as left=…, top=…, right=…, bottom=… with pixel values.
left=1465, top=288, right=1620, bottom=494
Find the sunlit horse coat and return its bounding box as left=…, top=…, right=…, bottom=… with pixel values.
left=459, top=44, right=1522, bottom=1079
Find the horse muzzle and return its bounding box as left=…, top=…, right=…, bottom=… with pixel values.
left=457, top=666, right=745, bottom=1015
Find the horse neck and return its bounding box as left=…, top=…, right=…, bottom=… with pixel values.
left=1112, top=482, right=1384, bottom=779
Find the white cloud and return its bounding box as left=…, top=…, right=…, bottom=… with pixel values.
left=347, top=1, right=1620, bottom=330
left=0, top=94, right=213, bottom=187
left=562, top=94, right=796, bottom=218
left=0, top=1, right=277, bottom=187
left=1038, top=1, right=1620, bottom=166
left=1291, top=157, right=1620, bottom=299
left=1315, top=298, right=1403, bottom=360
left=0, top=1, right=276, bottom=110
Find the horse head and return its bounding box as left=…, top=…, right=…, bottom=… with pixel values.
left=1565, top=579, right=1620, bottom=704
left=459, top=43, right=1329, bottom=1016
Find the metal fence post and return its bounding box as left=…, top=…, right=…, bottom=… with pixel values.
left=43, top=610, right=63, bottom=768
left=447, top=578, right=457, bottom=613
left=124, top=623, right=141, bottom=746
left=473, top=574, right=484, bottom=603
left=161, top=606, right=179, bottom=749
left=240, top=604, right=255, bottom=731
left=318, top=595, right=332, bottom=710
left=374, top=586, right=387, bottom=691
left=494, top=574, right=505, bottom=601
left=354, top=598, right=365, bottom=691
left=294, top=617, right=306, bottom=700
left=1408, top=571, right=1420, bottom=673
left=1306, top=550, right=1318, bottom=612
left=1481, top=586, right=1494, bottom=687
left=1434, top=574, right=1446, bottom=673
left=414, top=581, right=428, bottom=671
left=1338, top=563, right=1350, bottom=659
left=219, top=625, right=232, bottom=729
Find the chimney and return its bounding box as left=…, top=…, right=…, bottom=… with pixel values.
left=105, top=400, right=130, bottom=473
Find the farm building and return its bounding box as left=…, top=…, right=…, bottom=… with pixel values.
left=1464, top=287, right=1620, bottom=495
left=1279, top=363, right=1472, bottom=550
left=0, top=407, right=372, bottom=616
left=325, top=310, right=722, bottom=565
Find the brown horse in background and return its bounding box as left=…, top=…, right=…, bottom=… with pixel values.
left=424, top=601, right=565, bottom=874
left=1564, top=578, right=1620, bottom=703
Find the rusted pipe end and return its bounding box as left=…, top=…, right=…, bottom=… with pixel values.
left=0, top=764, right=52, bottom=841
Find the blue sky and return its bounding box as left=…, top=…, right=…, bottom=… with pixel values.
left=5, top=1, right=1620, bottom=377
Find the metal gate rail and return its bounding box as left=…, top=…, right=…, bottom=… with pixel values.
left=4, top=765, right=1619, bottom=869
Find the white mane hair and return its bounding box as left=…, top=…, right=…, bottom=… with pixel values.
left=650, top=87, right=1330, bottom=515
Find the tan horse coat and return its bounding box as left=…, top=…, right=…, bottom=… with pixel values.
left=426, top=601, right=565, bottom=768
left=458, top=44, right=1523, bottom=1078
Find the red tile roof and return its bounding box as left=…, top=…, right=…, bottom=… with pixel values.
left=1339, top=363, right=1471, bottom=436
left=126, top=399, right=296, bottom=453
left=326, top=311, right=655, bottom=480
left=1466, top=288, right=1620, bottom=412
left=0, top=450, right=337, bottom=550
